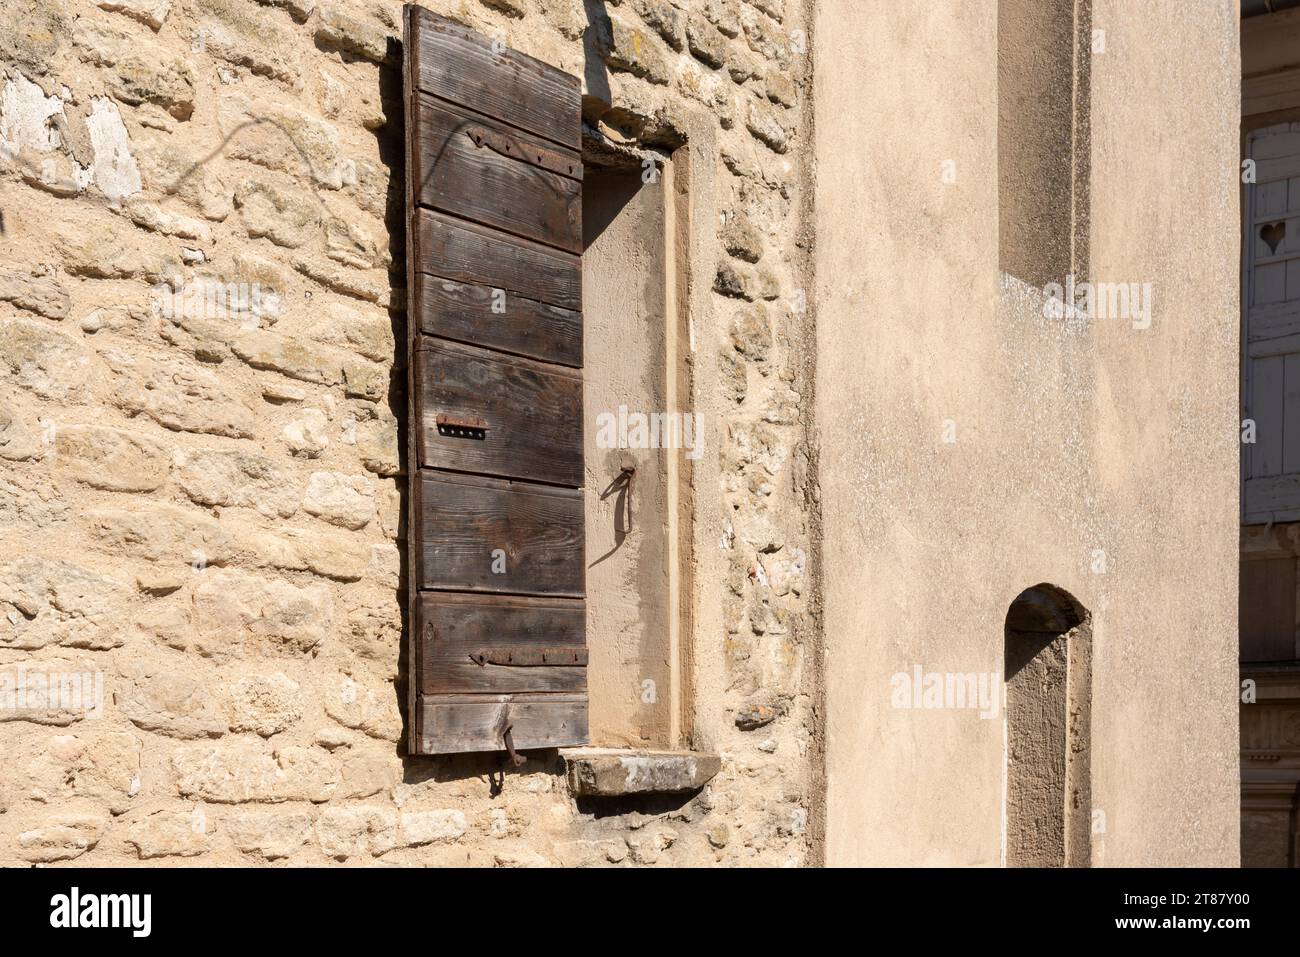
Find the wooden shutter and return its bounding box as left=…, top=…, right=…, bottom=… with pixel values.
left=403, top=5, right=587, bottom=756
left=1245, top=123, right=1300, bottom=523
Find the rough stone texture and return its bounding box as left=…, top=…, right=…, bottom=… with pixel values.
left=85, top=503, right=232, bottom=567
left=302, top=470, right=375, bottom=529
left=125, top=808, right=213, bottom=859
left=20, top=732, right=142, bottom=813
left=0, top=557, right=130, bottom=650
left=173, top=447, right=301, bottom=517
left=117, top=659, right=228, bottom=739
left=323, top=672, right=401, bottom=741
left=0, top=658, right=104, bottom=725
left=190, top=569, right=332, bottom=661
left=223, top=672, right=303, bottom=736
left=400, top=809, right=467, bottom=845
left=97, top=0, right=171, bottom=31
left=0, top=268, right=71, bottom=319
left=225, top=808, right=314, bottom=859
left=172, top=743, right=339, bottom=804
left=53, top=424, right=169, bottom=492
left=0, top=318, right=97, bottom=402
left=0, top=0, right=817, bottom=869
left=15, top=810, right=107, bottom=862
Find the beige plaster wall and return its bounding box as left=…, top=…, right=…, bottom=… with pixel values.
left=815, top=0, right=1239, bottom=866
left=1085, top=0, right=1240, bottom=867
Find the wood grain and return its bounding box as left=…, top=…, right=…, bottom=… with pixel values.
left=415, top=208, right=580, bottom=311
left=408, top=6, right=580, bottom=150
left=418, top=593, right=587, bottom=694
left=417, top=693, right=589, bottom=753
left=411, top=93, right=582, bottom=253
left=417, top=338, right=583, bottom=487
left=418, top=592, right=586, bottom=654
left=1253, top=354, right=1285, bottom=478
left=417, top=470, right=585, bottom=596
left=413, top=273, right=582, bottom=367
left=423, top=661, right=586, bottom=694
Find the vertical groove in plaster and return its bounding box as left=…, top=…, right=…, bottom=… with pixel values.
left=1071, top=0, right=1093, bottom=281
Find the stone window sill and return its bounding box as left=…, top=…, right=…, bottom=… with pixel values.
left=559, top=748, right=721, bottom=797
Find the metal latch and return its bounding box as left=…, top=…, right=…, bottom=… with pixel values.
left=436, top=413, right=487, bottom=440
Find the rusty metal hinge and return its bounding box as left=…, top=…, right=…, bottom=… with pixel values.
left=469, top=647, right=588, bottom=667
left=464, top=126, right=580, bottom=179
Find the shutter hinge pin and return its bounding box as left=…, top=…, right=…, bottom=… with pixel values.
left=502, top=725, right=527, bottom=767
left=619, top=465, right=635, bottom=532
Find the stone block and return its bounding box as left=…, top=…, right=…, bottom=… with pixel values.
left=562, top=748, right=722, bottom=796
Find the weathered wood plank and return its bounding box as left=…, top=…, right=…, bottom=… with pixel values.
left=417, top=592, right=586, bottom=656
left=411, top=94, right=582, bottom=253
left=417, top=339, right=583, bottom=486
left=418, top=591, right=588, bottom=714
left=417, top=471, right=585, bottom=596
left=423, top=661, right=586, bottom=694
left=409, top=6, right=580, bottom=150
left=415, top=208, right=580, bottom=311
left=1246, top=473, right=1300, bottom=516
left=414, top=92, right=581, bottom=181
left=417, top=693, right=588, bottom=753
left=1252, top=354, right=1285, bottom=478
left=1285, top=354, right=1300, bottom=475
left=413, top=273, right=582, bottom=367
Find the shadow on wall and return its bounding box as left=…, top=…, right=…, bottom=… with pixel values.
left=362, top=32, right=424, bottom=777
left=583, top=0, right=613, bottom=120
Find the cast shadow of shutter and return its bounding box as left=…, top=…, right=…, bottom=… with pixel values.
left=369, top=36, right=414, bottom=763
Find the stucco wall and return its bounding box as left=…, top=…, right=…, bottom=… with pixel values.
left=0, top=0, right=820, bottom=866
left=815, top=0, right=1239, bottom=866
left=1085, top=0, right=1240, bottom=867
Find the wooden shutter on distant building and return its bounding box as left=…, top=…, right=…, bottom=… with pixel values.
left=1244, top=123, right=1300, bottom=524
left=403, top=5, right=587, bottom=757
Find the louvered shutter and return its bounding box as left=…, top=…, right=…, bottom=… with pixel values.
left=1245, top=123, right=1300, bottom=523
left=403, top=5, right=587, bottom=756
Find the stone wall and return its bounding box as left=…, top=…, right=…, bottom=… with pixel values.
left=0, top=0, right=820, bottom=865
